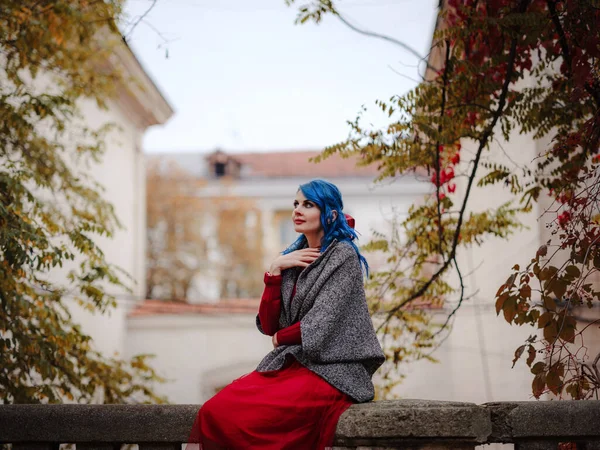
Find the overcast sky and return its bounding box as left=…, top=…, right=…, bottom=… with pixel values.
left=122, top=0, right=438, bottom=153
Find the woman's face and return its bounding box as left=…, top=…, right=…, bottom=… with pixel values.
left=292, top=190, right=322, bottom=236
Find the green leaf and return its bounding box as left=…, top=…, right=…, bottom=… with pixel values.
left=539, top=266, right=558, bottom=281
left=0, top=1, right=166, bottom=405
left=594, top=252, right=600, bottom=269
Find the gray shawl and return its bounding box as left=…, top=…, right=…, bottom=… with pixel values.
left=255, top=240, right=385, bottom=403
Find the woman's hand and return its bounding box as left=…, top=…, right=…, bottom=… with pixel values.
left=268, top=248, right=321, bottom=276
left=272, top=333, right=279, bottom=348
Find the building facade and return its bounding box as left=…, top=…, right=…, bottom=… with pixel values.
left=58, top=41, right=173, bottom=358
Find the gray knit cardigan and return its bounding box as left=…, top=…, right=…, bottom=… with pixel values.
left=255, top=240, right=385, bottom=403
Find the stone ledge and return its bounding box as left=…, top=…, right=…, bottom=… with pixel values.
left=0, top=400, right=599, bottom=447
left=334, top=400, right=490, bottom=447
left=484, top=401, right=600, bottom=442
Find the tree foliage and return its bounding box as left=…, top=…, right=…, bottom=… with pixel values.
left=146, top=159, right=265, bottom=301
left=215, top=197, right=265, bottom=299
left=146, top=160, right=209, bottom=301
left=0, top=0, right=164, bottom=403
left=288, top=0, right=600, bottom=399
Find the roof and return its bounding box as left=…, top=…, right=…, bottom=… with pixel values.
left=129, top=295, right=443, bottom=319
left=128, top=298, right=260, bottom=318
left=147, top=149, right=380, bottom=179
left=231, top=151, right=380, bottom=178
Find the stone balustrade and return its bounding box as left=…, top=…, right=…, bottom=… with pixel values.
left=1, top=400, right=600, bottom=449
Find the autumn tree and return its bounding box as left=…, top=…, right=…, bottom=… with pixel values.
left=146, top=159, right=209, bottom=301
left=215, top=197, right=265, bottom=299
left=288, top=0, right=600, bottom=399
left=0, top=1, right=164, bottom=403
left=146, top=159, right=265, bottom=301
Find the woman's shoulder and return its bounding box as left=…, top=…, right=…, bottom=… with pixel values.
left=329, top=240, right=360, bottom=265
left=333, top=239, right=355, bottom=253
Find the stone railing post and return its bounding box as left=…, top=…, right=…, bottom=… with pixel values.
left=333, top=400, right=490, bottom=449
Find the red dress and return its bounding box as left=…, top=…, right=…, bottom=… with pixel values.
left=188, top=273, right=354, bottom=449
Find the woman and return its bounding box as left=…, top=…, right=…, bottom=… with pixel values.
left=188, top=179, right=384, bottom=449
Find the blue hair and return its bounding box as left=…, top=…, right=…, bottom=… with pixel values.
left=282, top=179, right=369, bottom=276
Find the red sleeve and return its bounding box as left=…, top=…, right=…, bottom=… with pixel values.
left=276, top=322, right=302, bottom=346
left=258, top=272, right=283, bottom=336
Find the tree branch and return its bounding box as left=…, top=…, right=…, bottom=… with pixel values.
left=123, top=0, right=158, bottom=40
left=333, top=10, right=438, bottom=73
left=378, top=0, right=532, bottom=328
left=432, top=256, right=465, bottom=338
left=547, top=0, right=600, bottom=107
left=434, top=40, right=452, bottom=260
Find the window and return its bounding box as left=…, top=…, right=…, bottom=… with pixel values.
left=214, top=162, right=226, bottom=177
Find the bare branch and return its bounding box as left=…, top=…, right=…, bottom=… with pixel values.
left=386, top=64, right=422, bottom=84
left=334, top=11, right=423, bottom=61
left=432, top=256, right=466, bottom=338
left=123, top=0, right=158, bottom=40
left=332, top=10, right=438, bottom=74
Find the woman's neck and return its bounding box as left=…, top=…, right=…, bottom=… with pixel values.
left=304, top=232, right=323, bottom=249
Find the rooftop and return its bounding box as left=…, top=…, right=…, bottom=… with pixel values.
left=146, top=149, right=382, bottom=180
left=128, top=298, right=259, bottom=318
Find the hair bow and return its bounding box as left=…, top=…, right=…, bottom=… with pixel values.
left=344, top=213, right=355, bottom=229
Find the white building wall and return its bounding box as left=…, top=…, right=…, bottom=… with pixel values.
left=10, top=47, right=171, bottom=364
left=126, top=314, right=273, bottom=404
left=64, top=96, right=148, bottom=358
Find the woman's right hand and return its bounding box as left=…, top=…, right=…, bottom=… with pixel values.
left=268, top=248, right=321, bottom=276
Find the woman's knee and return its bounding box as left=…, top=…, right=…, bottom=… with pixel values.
left=199, top=394, right=229, bottom=423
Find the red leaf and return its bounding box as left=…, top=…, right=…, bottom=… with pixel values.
left=532, top=373, right=546, bottom=398
left=526, top=345, right=536, bottom=367
left=495, top=292, right=508, bottom=314
left=512, top=345, right=525, bottom=368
